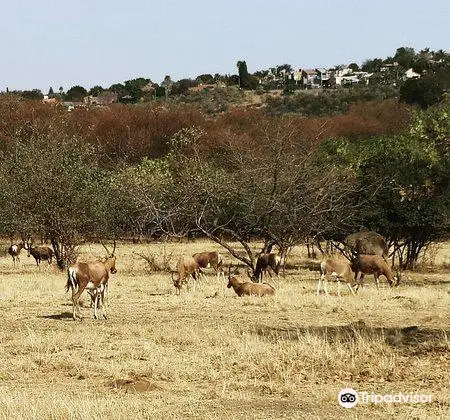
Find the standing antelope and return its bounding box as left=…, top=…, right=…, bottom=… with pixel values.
left=192, top=251, right=225, bottom=281
left=8, top=242, right=25, bottom=267
left=171, top=256, right=200, bottom=295
left=318, top=259, right=356, bottom=297
left=25, top=239, right=53, bottom=268
left=66, top=241, right=117, bottom=320
left=351, top=254, right=400, bottom=291
left=253, top=252, right=281, bottom=282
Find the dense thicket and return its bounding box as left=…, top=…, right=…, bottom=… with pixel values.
left=0, top=96, right=447, bottom=269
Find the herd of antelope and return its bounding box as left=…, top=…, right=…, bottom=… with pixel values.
left=5, top=232, right=401, bottom=321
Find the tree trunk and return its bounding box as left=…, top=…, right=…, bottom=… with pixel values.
left=50, top=236, right=66, bottom=270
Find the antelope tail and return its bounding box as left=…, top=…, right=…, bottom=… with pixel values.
left=66, top=267, right=78, bottom=292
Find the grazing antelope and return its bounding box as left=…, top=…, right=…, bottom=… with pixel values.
left=8, top=242, right=25, bottom=267
left=171, top=256, right=200, bottom=295
left=227, top=266, right=275, bottom=297
left=318, top=259, right=356, bottom=297
left=192, top=251, right=225, bottom=281
left=351, top=254, right=400, bottom=291
left=253, top=252, right=281, bottom=282
left=66, top=241, right=117, bottom=320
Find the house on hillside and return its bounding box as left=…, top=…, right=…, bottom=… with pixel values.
left=315, top=68, right=332, bottom=87
left=300, top=69, right=319, bottom=89
left=404, top=68, right=421, bottom=80
left=84, top=91, right=118, bottom=106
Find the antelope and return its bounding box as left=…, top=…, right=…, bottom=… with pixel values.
left=318, top=259, right=356, bottom=297
left=351, top=254, right=400, bottom=291
left=25, top=239, right=53, bottom=268
left=227, top=266, right=275, bottom=297
left=253, top=252, right=281, bottom=282
left=8, top=242, right=25, bottom=267
left=192, top=251, right=225, bottom=281
left=171, top=256, right=200, bottom=295
left=66, top=241, right=117, bottom=320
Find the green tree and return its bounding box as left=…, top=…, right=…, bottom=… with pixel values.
left=124, top=78, right=151, bottom=102
left=20, top=89, right=44, bottom=101
left=236, top=60, right=258, bottom=90
left=361, top=58, right=383, bottom=73
left=196, top=74, right=214, bottom=84
left=89, top=85, right=105, bottom=96
left=0, top=126, right=112, bottom=268
left=394, top=46, right=416, bottom=69
left=66, top=85, right=88, bottom=102
left=400, top=75, right=444, bottom=108
left=318, top=105, right=449, bottom=268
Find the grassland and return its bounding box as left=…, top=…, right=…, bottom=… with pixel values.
left=0, top=240, right=448, bottom=419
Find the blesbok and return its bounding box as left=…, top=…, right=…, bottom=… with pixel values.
left=171, top=256, right=200, bottom=295
left=252, top=252, right=281, bottom=283
left=25, top=239, right=53, bottom=268
left=351, top=254, right=400, bottom=291
left=227, top=266, right=275, bottom=297
left=66, top=241, right=117, bottom=320
left=192, top=251, right=225, bottom=281
left=8, top=242, right=25, bottom=267
left=318, top=259, right=356, bottom=297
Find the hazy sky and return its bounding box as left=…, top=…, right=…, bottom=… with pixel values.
left=1, top=0, right=448, bottom=92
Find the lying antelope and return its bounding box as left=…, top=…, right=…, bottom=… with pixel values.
left=66, top=241, right=117, bottom=320
left=318, top=259, right=356, bottom=297
left=172, top=256, right=200, bottom=295
left=8, top=242, right=25, bottom=267
left=25, top=239, right=53, bottom=268
left=351, top=254, right=400, bottom=291
left=253, top=252, right=281, bottom=282
left=192, top=251, right=225, bottom=281
left=227, top=266, right=275, bottom=297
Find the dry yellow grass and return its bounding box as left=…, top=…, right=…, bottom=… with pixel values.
left=0, top=240, right=448, bottom=419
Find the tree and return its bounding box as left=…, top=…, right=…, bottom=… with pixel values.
left=400, top=75, right=444, bottom=108
left=361, top=58, right=383, bottom=73
left=236, top=60, right=258, bottom=90
left=21, top=89, right=44, bottom=101
left=0, top=125, right=111, bottom=269
left=66, top=85, right=88, bottom=102
left=319, top=106, right=449, bottom=268
left=167, top=121, right=361, bottom=277
left=48, top=87, right=54, bottom=96
left=348, top=62, right=360, bottom=71
left=196, top=74, right=215, bottom=84
left=161, top=75, right=173, bottom=99
left=394, top=46, right=416, bottom=69
left=89, top=85, right=105, bottom=96
left=123, top=78, right=151, bottom=102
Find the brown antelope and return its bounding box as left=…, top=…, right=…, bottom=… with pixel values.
left=192, top=251, right=225, bottom=281
left=8, top=242, right=25, bottom=267
left=171, top=256, right=200, bottom=295
left=25, top=239, right=53, bottom=268
left=66, top=241, right=117, bottom=320
left=351, top=254, right=400, bottom=291
left=318, top=259, right=356, bottom=297
left=253, top=252, right=281, bottom=282
left=227, top=266, right=275, bottom=297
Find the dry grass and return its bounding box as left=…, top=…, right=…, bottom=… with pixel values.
left=0, top=240, right=449, bottom=419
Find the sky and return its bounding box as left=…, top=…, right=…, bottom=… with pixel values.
left=1, top=0, right=449, bottom=93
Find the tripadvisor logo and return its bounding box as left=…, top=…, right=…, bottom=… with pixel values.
left=338, top=388, right=358, bottom=408
left=338, top=388, right=433, bottom=408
